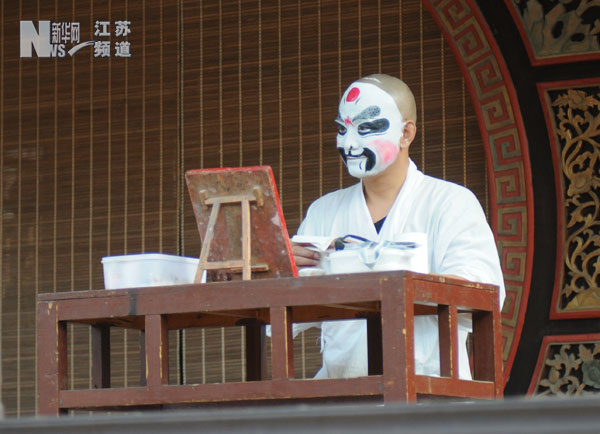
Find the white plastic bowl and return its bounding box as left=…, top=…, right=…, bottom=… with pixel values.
left=101, top=253, right=200, bottom=290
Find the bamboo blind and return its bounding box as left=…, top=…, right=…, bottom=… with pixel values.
left=0, top=0, right=486, bottom=416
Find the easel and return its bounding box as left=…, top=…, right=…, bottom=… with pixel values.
left=194, top=187, right=266, bottom=282
left=185, top=166, right=297, bottom=283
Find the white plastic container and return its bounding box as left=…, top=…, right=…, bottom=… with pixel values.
left=321, top=233, right=429, bottom=275
left=101, top=253, right=200, bottom=290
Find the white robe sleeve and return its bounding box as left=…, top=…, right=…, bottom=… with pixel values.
left=433, top=186, right=506, bottom=308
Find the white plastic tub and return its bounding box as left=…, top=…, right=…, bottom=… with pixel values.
left=101, top=253, right=200, bottom=290
left=321, top=233, right=429, bottom=275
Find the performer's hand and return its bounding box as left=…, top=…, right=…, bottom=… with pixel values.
left=292, top=242, right=321, bottom=267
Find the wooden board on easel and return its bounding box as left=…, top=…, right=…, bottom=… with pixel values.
left=185, top=166, right=297, bottom=281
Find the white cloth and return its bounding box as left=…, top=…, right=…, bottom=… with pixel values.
left=296, top=159, right=505, bottom=379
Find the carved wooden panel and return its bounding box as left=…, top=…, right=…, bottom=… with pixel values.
left=529, top=334, right=600, bottom=396
left=506, top=0, right=600, bottom=65
left=539, top=80, right=600, bottom=318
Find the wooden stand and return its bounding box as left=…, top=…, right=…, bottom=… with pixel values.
left=194, top=188, right=266, bottom=282
left=185, top=166, right=297, bottom=282
left=37, top=271, right=503, bottom=415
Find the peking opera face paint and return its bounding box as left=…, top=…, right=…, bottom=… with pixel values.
left=335, top=82, right=405, bottom=178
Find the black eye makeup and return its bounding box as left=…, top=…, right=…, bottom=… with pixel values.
left=357, top=119, right=390, bottom=135
left=335, top=104, right=391, bottom=136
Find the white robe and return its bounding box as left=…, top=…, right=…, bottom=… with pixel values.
left=297, top=159, right=505, bottom=379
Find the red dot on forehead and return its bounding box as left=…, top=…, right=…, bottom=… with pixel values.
left=346, top=87, right=360, bottom=102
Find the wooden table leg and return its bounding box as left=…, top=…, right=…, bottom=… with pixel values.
left=381, top=281, right=412, bottom=402
left=91, top=324, right=111, bottom=389
left=145, top=315, right=169, bottom=386
left=471, top=306, right=506, bottom=396
left=438, top=305, right=458, bottom=378
left=492, top=297, right=504, bottom=397
left=37, top=301, right=67, bottom=416
left=270, top=307, right=294, bottom=380
left=472, top=310, right=496, bottom=382
left=139, top=331, right=146, bottom=386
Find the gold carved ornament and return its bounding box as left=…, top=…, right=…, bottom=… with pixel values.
left=552, top=88, right=600, bottom=311
left=515, top=0, right=600, bottom=58
left=535, top=342, right=600, bottom=396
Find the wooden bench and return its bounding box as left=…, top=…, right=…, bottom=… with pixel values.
left=36, top=271, right=503, bottom=415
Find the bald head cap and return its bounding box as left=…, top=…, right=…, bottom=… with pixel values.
left=355, top=74, right=417, bottom=124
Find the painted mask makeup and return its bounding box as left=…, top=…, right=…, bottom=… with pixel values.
left=336, top=82, right=405, bottom=178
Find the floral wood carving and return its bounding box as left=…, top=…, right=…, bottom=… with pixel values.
left=511, top=0, right=600, bottom=60
left=550, top=86, right=600, bottom=311
left=533, top=341, right=600, bottom=395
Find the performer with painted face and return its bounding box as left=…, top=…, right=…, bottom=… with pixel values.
left=293, top=74, right=505, bottom=379
left=335, top=80, right=408, bottom=178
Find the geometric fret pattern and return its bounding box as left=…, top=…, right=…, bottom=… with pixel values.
left=425, top=0, right=535, bottom=377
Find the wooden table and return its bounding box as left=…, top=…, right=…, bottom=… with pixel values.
left=37, top=271, right=503, bottom=415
